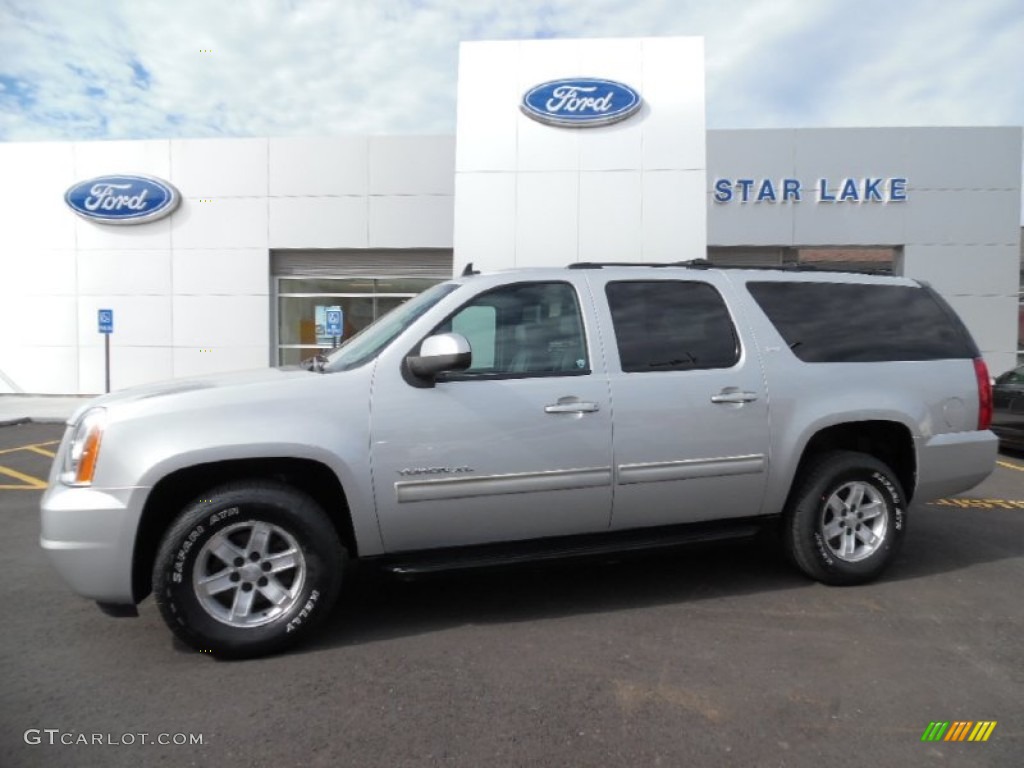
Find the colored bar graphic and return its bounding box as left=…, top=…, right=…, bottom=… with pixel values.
left=922, top=720, right=996, bottom=742
left=969, top=722, right=997, bottom=742
left=945, top=721, right=971, bottom=741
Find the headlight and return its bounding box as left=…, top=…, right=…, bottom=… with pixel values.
left=61, top=408, right=107, bottom=486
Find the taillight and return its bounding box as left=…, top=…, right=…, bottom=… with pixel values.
left=974, top=357, right=992, bottom=430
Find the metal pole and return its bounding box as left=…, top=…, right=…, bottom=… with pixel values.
left=104, top=334, right=111, bottom=394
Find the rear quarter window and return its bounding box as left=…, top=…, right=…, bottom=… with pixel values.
left=746, top=281, right=977, bottom=363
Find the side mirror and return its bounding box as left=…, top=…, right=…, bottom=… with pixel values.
left=407, top=333, right=472, bottom=379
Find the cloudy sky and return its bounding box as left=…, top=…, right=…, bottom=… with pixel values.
left=1, top=0, right=1022, bottom=221
left=1, top=0, right=1022, bottom=140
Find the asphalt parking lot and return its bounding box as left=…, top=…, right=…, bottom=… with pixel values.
left=1, top=422, right=1021, bottom=767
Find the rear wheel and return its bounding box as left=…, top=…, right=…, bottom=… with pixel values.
left=784, top=450, right=906, bottom=585
left=153, top=481, right=345, bottom=658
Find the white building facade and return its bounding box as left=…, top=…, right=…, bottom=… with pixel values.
left=0, top=37, right=1020, bottom=394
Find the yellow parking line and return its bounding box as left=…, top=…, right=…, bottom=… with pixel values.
left=0, top=465, right=47, bottom=490
left=0, top=440, right=60, bottom=457
left=996, top=459, right=1024, bottom=472
left=930, top=497, right=1024, bottom=509
left=24, top=445, right=56, bottom=458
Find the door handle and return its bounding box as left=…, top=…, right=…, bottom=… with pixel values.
left=710, top=390, right=759, bottom=404
left=545, top=401, right=600, bottom=414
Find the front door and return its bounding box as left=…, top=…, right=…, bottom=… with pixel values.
left=591, top=275, right=772, bottom=529
left=370, top=279, right=614, bottom=552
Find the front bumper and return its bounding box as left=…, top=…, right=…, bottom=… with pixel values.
left=40, top=482, right=147, bottom=605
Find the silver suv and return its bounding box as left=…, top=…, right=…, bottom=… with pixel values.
left=41, top=263, right=997, bottom=657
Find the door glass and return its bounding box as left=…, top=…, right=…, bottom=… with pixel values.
left=606, top=281, right=739, bottom=372
left=436, top=282, right=588, bottom=377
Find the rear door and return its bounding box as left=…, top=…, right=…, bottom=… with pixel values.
left=591, top=273, right=772, bottom=529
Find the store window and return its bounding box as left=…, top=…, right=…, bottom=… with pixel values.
left=276, top=276, right=444, bottom=365
left=707, top=246, right=897, bottom=273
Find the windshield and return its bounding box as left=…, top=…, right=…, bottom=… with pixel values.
left=322, top=282, right=459, bottom=372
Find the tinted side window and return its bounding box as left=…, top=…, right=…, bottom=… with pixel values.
left=606, top=281, right=740, bottom=373
left=747, top=281, right=976, bottom=363
left=435, top=281, right=589, bottom=377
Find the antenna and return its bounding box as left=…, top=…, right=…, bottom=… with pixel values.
left=461, top=263, right=479, bottom=277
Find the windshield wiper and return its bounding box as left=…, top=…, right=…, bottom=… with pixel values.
left=300, top=353, right=329, bottom=373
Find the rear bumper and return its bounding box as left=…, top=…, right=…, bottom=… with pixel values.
left=39, top=483, right=146, bottom=605
left=915, top=430, right=998, bottom=502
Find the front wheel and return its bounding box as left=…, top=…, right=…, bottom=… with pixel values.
left=153, top=481, right=345, bottom=658
left=784, top=451, right=906, bottom=586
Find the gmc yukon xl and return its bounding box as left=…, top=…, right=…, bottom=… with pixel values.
left=41, top=263, right=997, bottom=657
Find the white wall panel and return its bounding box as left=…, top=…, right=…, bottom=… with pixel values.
left=901, top=245, right=1019, bottom=296
left=0, top=192, right=76, bottom=250
left=0, top=141, right=76, bottom=198
left=268, top=197, right=367, bottom=249
left=172, top=296, right=269, bottom=348
left=515, top=172, right=579, bottom=267
left=79, top=346, right=173, bottom=393
left=903, top=128, right=1022, bottom=189
left=905, top=190, right=1020, bottom=246
left=0, top=346, right=79, bottom=394
left=452, top=174, right=516, bottom=274
left=173, top=249, right=270, bottom=295
left=642, top=171, right=707, bottom=260
left=170, top=138, right=268, bottom=197
left=73, top=139, right=171, bottom=180
left=369, top=196, right=453, bottom=248
left=270, top=137, right=368, bottom=196
left=370, top=137, right=454, bottom=195
left=0, top=250, right=77, bottom=296
left=454, top=43, right=519, bottom=172
left=455, top=37, right=707, bottom=273
left=793, top=196, right=906, bottom=246
left=0, top=295, right=77, bottom=346
left=640, top=38, right=706, bottom=171
left=75, top=296, right=172, bottom=349
left=579, top=171, right=642, bottom=261
left=516, top=116, right=580, bottom=172
left=74, top=215, right=173, bottom=251
left=77, top=250, right=172, bottom=296
left=173, top=346, right=267, bottom=379
left=172, top=198, right=268, bottom=250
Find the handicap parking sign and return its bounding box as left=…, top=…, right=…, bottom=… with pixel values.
left=325, top=308, right=343, bottom=337
left=98, top=309, right=114, bottom=334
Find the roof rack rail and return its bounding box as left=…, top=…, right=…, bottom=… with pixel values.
left=568, top=260, right=710, bottom=269
left=566, top=260, right=892, bottom=276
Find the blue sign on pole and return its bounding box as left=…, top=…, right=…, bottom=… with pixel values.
left=325, top=308, right=343, bottom=338
left=98, top=309, right=114, bottom=334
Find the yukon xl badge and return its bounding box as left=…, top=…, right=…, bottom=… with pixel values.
left=521, top=78, right=642, bottom=128
left=398, top=466, right=474, bottom=477
left=64, top=174, right=181, bottom=225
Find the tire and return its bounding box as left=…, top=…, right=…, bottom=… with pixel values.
left=784, top=450, right=906, bottom=586
left=153, top=480, right=345, bottom=658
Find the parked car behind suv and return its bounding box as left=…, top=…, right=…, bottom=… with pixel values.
left=41, top=263, right=997, bottom=657
left=992, top=364, right=1024, bottom=449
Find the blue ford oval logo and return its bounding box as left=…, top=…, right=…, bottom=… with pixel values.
left=64, top=174, right=180, bottom=225
left=521, top=78, right=642, bottom=128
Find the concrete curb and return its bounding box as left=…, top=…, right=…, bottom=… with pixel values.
left=0, top=417, right=69, bottom=427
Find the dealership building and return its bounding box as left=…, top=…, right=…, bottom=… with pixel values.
left=0, top=37, right=1020, bottom=395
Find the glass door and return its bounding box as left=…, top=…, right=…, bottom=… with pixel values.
left=276, top=276, right=443, bottom=366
